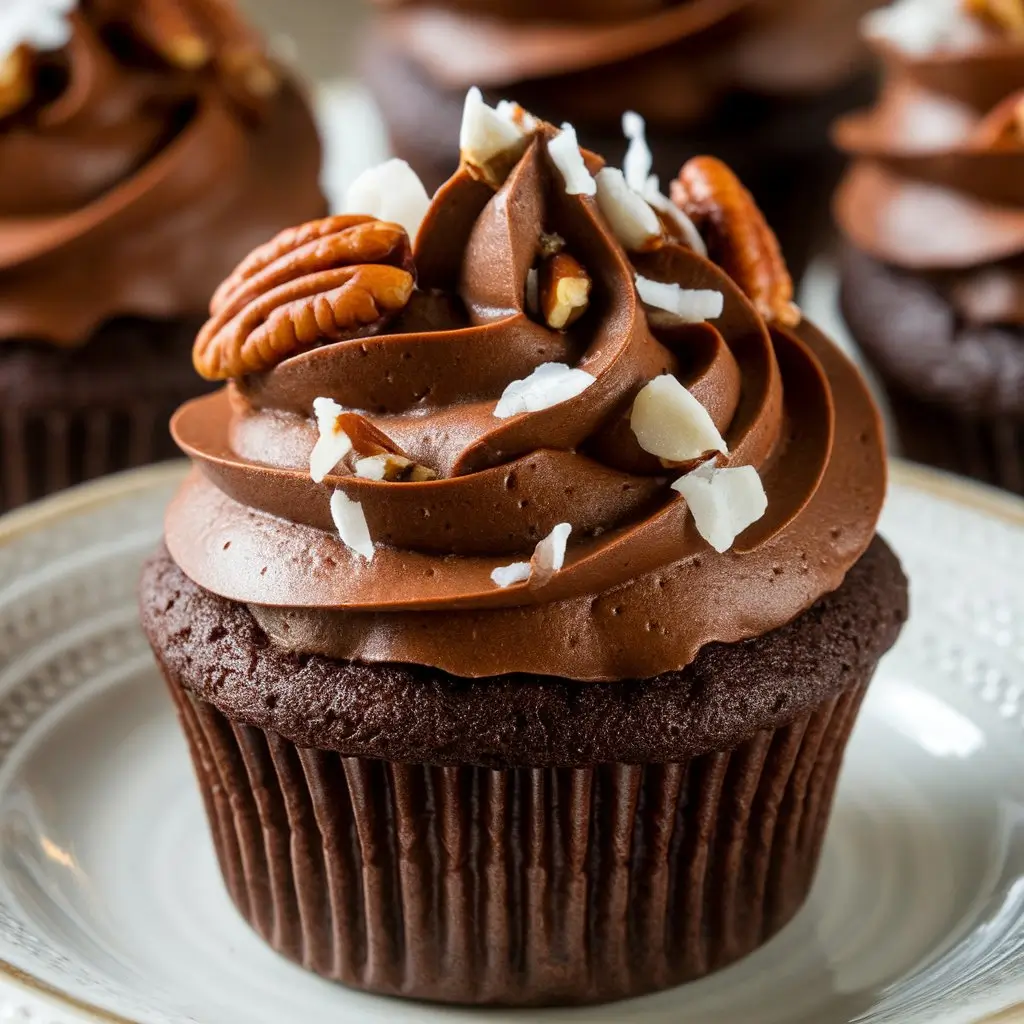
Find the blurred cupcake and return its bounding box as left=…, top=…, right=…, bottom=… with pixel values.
left=141, top=97, right=906, bottom=1006
left=364, top=0, right=883, bottom=274
left=0, top=0, right=325, bottom=511
left=835, top=0, right=1024, bottom=492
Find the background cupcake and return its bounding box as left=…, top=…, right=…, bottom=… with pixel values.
left=141, top=97, right=906, bottom=1005
left=0, top=0, right=325, bottom=511
left=363, top=0, right=883, bottom=275
left=835, top=0, right=1024, bottom=493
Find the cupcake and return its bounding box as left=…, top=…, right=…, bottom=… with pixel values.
left=0, top=0, right=324, bottom=511
left=364, top=0, right=882, bottom=275
left=835, top=0, right=1024, bottom=492
left=140, top=97, right=907, bottom=1006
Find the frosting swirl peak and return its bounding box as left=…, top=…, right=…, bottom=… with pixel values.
left=168, top=105, right=886, bottom=681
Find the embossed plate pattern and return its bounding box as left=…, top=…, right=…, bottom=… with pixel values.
left=0, top=462, right=1022, bottom=1023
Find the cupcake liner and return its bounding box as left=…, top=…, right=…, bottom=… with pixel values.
left=886, top=386, right=1024, bottom=495
left=166, top=677, right=868, bottom=1006
left=0, top=401, right=185, bottom=511
left=0, top=318, right=211, bottom=512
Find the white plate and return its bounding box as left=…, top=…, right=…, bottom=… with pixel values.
left=0, top=462, right=1023, bottom=1024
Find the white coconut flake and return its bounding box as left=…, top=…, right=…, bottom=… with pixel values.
left=671, top=461, right=767, bottom=554
left=490, top=561, right=532, bottom=588
left=1, top=0, right=75, bottom=60
left=643, top=177, right=709, bottom=257
left=329, top=490, right=375, bottom=561
left=460, top=87, right=527, bottom=170
left=622, top=110, right=654, bottom=193
left=862, top=0, right=987, bottom=55
left=493, top=362, right=596, bottom=419
left=344, top=159, right=431, bottom=242
left=496, top=98, right=539, bottom=133
left=533, top=522, right=572, bottom=576
left=309, top=397, right=352, bottom=483
left=352, top=454, right=396, bottom=481
left=548, top=123, right=597, bottom=196
left=635, top=275, right=724, bottom=323
left=595, top=167, right=663, bottom=251
left=491, top=522, right=573, bottom=588
left=631, top=376, right=728, bottom=463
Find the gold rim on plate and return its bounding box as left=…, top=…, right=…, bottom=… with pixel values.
left=0, top=458, right=1022, bottom=1023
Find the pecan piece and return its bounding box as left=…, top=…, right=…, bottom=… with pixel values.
left=671, top=156, right=801, bottom=328
left=194, top=215, right=416, bottom=380
left=963, top=0, right=1024, bottom=35
left=0, top=46, right=32, bottom=121
left=133, top=0, right=212, bottom=69
left=538, top=253, right=591, bottom=330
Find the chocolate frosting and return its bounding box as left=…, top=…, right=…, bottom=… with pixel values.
left=166, top=123, right=887, bottom=682
left=835, top=24, right=1024, bottom=325
left=373, top=0, right=879, bottom=129
left=0, top=7, right=324, bottom=346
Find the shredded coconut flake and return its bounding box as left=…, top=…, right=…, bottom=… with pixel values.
left=862, top=0, right=987, bottom=54
left=496, top=98, right=539, bottom=133
left=1, top=0, right=75, bottom=60
left=533, top=522, right=572, bottom=576
left=460, top=87, right=528, bottom=172
left=671, top=461, right=767, bottom=554
left=643, top=177, right=709, bottom=257
left=329, top=490, right=375, bottom=561
left=631, top=376, right=728, bottom=463
left=491, top=522, right=573, bottom=588
left=595, top=167, right=662, bottom=251
left=635, top=275, right=724, bottom=322
left=344, top=159, right=431, bottom=242
left=309, top=397, right=352, bottom=483
left=490, top=561, right=532, bottom=588
left=494, top=362, right=596, bottom=419
left=548, top=124, right=597, bottom=196
left=622, top=110, right=654, bottom=193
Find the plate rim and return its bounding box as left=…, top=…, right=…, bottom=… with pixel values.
left=1, top=457, right=1023, bottom=1024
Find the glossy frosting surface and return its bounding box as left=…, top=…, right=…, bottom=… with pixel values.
left=0, top=4, right=324, bottom=345
left=168, top=129, right=886, bottom=681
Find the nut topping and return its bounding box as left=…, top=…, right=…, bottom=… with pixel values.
left=671, top=157, right=801, bottom=328
left=538, top=253, right=591, bottom=331
left=195, top=215, right=416, bottom=380
left=963, top=0, right=1024, bottom=35
left=0, top=46, right=31, bottom=120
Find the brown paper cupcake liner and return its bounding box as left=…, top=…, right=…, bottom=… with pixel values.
left=0, top=317, right=212, bottom=512
left=166, top=678, right=868, bottom=1007
left=886, top=386, right=1024, bottom=495
left=0, top=401, right=186, bottom=512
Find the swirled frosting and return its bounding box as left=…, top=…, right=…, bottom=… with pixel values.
left=167, top=115, right=886, bottom=682
left=372, top=0, right=879, bottom=129
left=0, top=3, right=324, bottom=346
left=835, top=1, right=1024, bottom=326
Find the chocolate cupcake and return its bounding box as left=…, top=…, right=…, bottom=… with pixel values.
left=0, top=0, right=324, bottom=511
left=140, top=98, right=907, bottom=1006
left=364, top=0, right=882, bottom=275
left=835, top=0, right=1024, bottom=492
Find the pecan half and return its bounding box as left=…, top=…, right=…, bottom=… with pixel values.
left=194, top=215, right=416, bottom=380
left=963, top=0, right=1024, bottom=35
left=671, top=156, right=801, bottom=328
left=0, top=46, right=31, bottom=121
